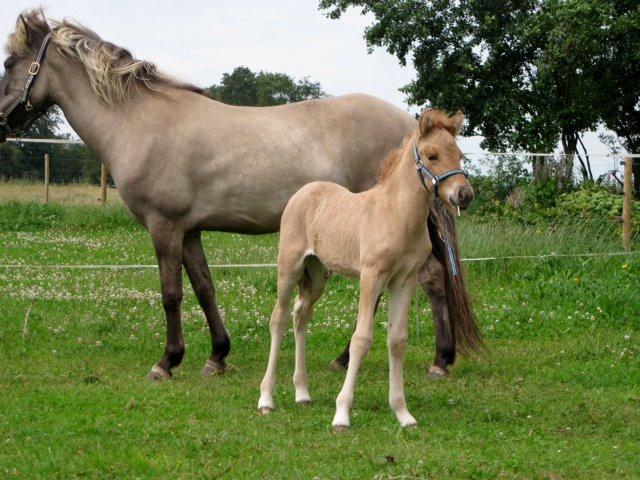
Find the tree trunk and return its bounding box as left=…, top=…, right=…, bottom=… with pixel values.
left=561, top=131, right=581, bottom=183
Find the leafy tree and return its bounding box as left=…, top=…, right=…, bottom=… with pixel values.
left=209, top=67, right=326, bottom=106
left=319, top=0, right=638, bottom=188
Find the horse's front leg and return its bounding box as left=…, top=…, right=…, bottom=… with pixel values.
left=387, top=275, right=418, bottom=427
left=182, top=232, right=231, bottom=377
left=332, top=270, right=385, bottom=432
left=145, top=217, right=186, bottom=379
left=418, top=254, right=455, bottom=378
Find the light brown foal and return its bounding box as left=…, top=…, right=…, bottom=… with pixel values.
left=258, top=109, right=474, bottom=430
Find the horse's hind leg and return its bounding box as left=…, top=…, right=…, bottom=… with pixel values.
left=147, top=217, right=186, bottom=380
left=258, top=251, right=305, bottom=414
left=418, top=254, right=455, bottom=378
left=182, top=232, right=231, bottom=377
left=292, top=256, right=328, bottom=405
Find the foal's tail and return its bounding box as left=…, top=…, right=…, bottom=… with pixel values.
left=427, top=203, right=484, bottom=355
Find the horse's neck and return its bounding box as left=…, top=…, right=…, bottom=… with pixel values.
left=47, top=54, right=156, bottom=173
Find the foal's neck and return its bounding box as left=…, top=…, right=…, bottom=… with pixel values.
left=378, top=140, right=433, bottom=225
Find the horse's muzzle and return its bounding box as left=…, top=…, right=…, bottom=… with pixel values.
left=449, top=185, right=475, bottom=210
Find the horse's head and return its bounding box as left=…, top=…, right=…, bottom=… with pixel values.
left=415, top=109, right=474, bottom=210
left=0, top=10, right=54, bottom=142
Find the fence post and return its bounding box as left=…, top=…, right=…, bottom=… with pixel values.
left=43, top=153, right=50, bottom=204
left=622, top=157, right=633, bottom=250
left=100, top=163, right=108, bottom=206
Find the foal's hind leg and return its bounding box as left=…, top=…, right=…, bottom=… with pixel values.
left=292, top=256, right=329, bottom=405
left=182, top=232, right=231, bottom=377
left=418, top=255, right=455, bottom=379
left=258, top=254, right=305, bottom=414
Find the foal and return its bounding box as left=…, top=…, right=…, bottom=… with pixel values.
left=258, top=109, right=473, bottom=430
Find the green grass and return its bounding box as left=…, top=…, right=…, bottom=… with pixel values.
left=0, top=201, right=638, bottom=479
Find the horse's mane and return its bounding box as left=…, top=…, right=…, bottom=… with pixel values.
left=376, top=135, right=412, bottom=184
left=5, top=8, right=208, bottom=106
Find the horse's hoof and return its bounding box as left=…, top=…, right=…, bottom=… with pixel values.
left=402, top=421, right=418, bottom=429
left=427, top=365, right=449, bottom=379
left=147, top=364, right=171, bottom=381
left=332, top=424, right=349, bottom=433
left=330, top=360, right=347, bottom=372
left=296, top=399, right=312, bottom=406
left=258, top=406, right=274, bottom=415
left=201, top=359, right=227, bottom=377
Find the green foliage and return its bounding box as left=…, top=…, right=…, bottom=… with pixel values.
left=0, top=201, right=137, bottom=232
left=319, top=0, right=640, bottom=174
left=209, top=66, right=326, bottom=106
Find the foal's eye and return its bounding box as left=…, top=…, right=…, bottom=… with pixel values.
left=427, top=155, right=438, bottom=162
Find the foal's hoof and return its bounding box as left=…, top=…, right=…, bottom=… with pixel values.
left=201, top=359, right=227, bottom=377
left=258, top=406, right=274, bottom=415
left=330, top=360, right=347, bottom=372
left=427, top=365, right=449, bottom=379
left=402, top=421, right=418, bottom=429
left=332, top=424, right=349, bottom=433
left=147, top=364, right=171, bottom=381
left=296, top=399, right=312, bottom=406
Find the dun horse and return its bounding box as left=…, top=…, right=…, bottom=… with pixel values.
left=258, top=110, right=473, bottom=430
left=0, top=10, right=481, bottom=380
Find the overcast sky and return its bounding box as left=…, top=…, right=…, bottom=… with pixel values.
left=1, top=1, right=624, bottom=175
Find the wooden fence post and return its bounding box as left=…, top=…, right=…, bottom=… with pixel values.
left=43, top=153, right=50, bottom=204
left=100, top=163, right=108, bottom=206
left=622, top=157, right=633, bottom=250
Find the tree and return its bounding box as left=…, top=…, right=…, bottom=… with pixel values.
left=319, top=0, right=638, bottom=186
left=209, top=67, right=326, bottom=106
left=596, top=2, right=640, bottom=196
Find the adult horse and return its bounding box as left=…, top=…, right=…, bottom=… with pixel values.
left=0, top=10, right=481, bottom=380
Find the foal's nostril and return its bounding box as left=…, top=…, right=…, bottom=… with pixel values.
left=457, top=186, right=474, bottom=209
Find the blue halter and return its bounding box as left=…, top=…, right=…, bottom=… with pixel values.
left=413, top=141, right=468, bottom=276
left=412, top=141, right=469, bottom=199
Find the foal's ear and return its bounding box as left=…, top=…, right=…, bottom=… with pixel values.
left=450, top=110, right=464, bottom=137
left=418, top=109, right=438, bottom=137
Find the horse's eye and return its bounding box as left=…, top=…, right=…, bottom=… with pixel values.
left=3, top=57, right=15, bottom=70
left=427, top=155, right=438, bottom=162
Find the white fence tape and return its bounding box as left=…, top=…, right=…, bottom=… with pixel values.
left=0, top=251, right=638, bottom=270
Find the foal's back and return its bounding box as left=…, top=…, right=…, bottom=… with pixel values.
left=279, top=180, right=382, bottom=278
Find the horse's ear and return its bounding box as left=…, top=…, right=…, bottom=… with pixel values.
left=418, top=109, right=437, bottom=137
left=450, top=110, right=464, bottom=137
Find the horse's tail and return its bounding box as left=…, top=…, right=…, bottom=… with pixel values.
left=427, top=202, right=484, bottom=356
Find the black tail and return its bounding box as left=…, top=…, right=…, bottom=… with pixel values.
left=427, top=202, right=484, bottom=355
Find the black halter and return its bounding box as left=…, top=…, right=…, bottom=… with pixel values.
left=0, top=33, right=52, bottom=137
left=412, top=140, right=469, bottom=199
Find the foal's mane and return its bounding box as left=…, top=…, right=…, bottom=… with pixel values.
left=376, top=135, right=412, bottom=184
left=5, top=8, right=208, bottom=106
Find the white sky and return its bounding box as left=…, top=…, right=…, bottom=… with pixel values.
left=1, top=1, right=625, bottom=175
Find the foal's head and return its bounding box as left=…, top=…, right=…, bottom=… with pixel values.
left=415, top=109, right=474, bottom=210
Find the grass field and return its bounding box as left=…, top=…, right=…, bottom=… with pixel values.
left=0, top=192, right=638, bottom=479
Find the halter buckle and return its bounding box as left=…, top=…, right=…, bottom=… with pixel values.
left=25, top=101, right=34, bottom=112
left=28, top=62, right=40, bottom=75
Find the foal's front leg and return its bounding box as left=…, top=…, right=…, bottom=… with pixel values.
left=332, top=270, right=385, bottom=432
left=387, top=276, right=418, bottom=427
left=147, top=217, right=185, bottom=380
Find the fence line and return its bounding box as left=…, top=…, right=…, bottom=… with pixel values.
left=0, top=250, right=638, bottom=271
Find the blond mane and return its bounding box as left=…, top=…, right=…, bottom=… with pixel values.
left=5, top=9, right=207, bottom=105
left=376, top=135, right=412, bottom=184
